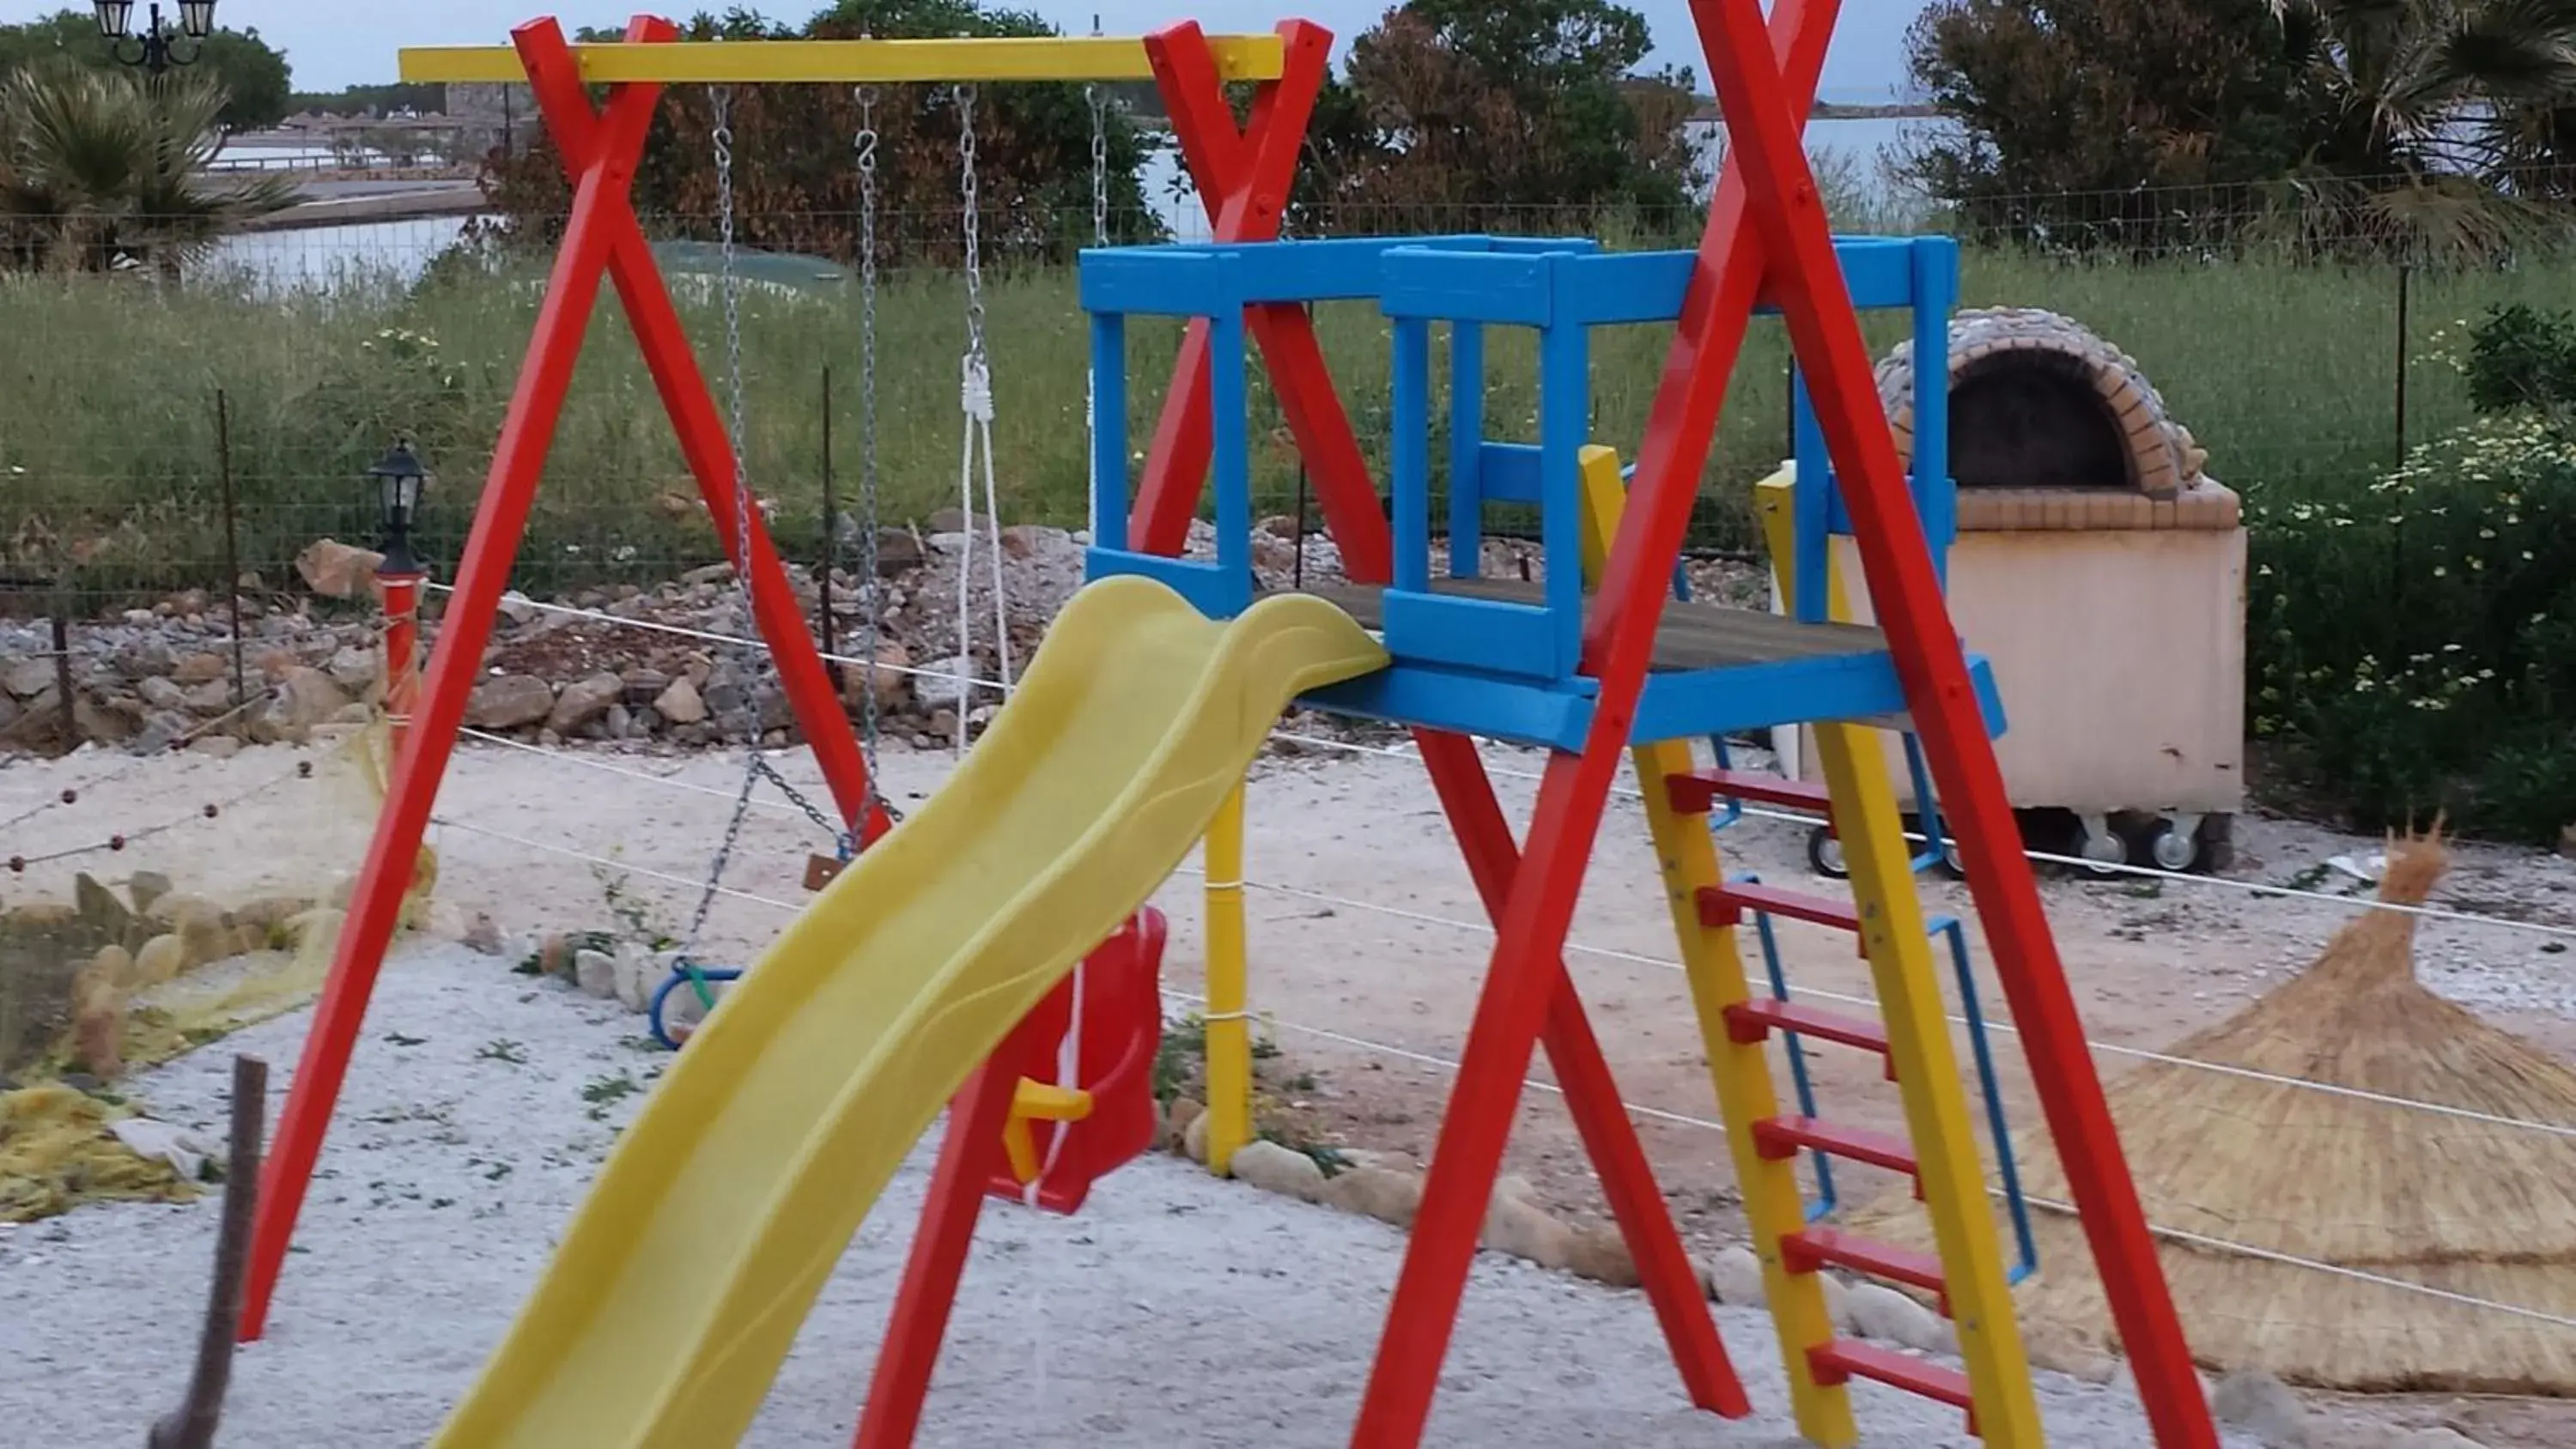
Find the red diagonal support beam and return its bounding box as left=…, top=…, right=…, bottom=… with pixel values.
left=1413, top=730, right=1749, bottom=1420
left=239, top=13, right=889, bottom=1343
left=1346, top=0, right=1855, bottom=1439
left=1686, top=0, right=2214, bottom=1440
left=1133, top=21, right=1388, bottom=582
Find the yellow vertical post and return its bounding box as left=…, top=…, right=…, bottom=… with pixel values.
left=1574, top=446, right=1856, bottom=1446
left=1756, top=475, right=2044, bottom=1448
left=1203, top=779, right=1252, bottom=1174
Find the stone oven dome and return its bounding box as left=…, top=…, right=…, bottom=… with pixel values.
left=1875, top=307, right=2209, bottom=500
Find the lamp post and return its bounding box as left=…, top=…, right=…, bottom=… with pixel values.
left=368, top=440, right=430, bottom=753
left=92, top=1, right=217, bottom=76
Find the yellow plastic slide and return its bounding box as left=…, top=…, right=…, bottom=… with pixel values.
left=430, top=576, right=1387, bottom=1448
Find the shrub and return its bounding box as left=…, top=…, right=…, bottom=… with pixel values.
left=2249, top=411, right=2576, bottom=840
left=2463, top=302, right=2576, bottom=415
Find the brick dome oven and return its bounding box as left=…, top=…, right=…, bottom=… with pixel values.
left=1783, top=307, right=2248, bottom=873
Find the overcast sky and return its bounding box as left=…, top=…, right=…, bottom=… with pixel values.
left=3, top=0, right=1925, bottom=98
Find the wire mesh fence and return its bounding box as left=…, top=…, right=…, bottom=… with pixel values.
left=1, top=178, right=2572, bottom=627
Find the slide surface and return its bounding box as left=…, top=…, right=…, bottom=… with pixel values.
left=430, top=576, right=1387, bottom=1448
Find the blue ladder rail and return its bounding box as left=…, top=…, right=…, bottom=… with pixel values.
left=1726, top=868, right=2039, bottom=1285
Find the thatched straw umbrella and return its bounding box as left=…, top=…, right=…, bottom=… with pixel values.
left=1852, top=830, right=2576, bottom=1393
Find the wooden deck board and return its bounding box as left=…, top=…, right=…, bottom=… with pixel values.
left=1280, top=579, right=1886, bottom=673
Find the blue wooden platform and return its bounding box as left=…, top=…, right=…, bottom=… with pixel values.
left=1076, top=231, right=1998, bottom=753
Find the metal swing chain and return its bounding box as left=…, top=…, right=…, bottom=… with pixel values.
left=676, top=86, right=849, bottom=978
left=1083, top=81, right=1108, bottom=543
left=851, top=83, right=897, bottom=833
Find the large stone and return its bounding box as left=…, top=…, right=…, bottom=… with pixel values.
left=573, top=949, right=619, bottom=1000
left=840, top=641, right=912, bottom=717
left=137, top=676, right=188, bottom=711
left=547, top=672, right=623, bottom=735
left=3, top=657, right=53, bottom=698
left=653, top=676, right=709, bottom=726
left=1845, top=1282, right=1951, bottom=1354
left=325, top=646, right=380, bottom=691
left=1703, top=1244, right=1765, bottom=1307
left=1564, top=1224, right=1640, bottom=1288
left=173, top=652, right=229, bottom=685
left=74, top=871, right=137, bottom=947
left=126, top=871, right=173, bottom=915
left=295, top=537, right=386, bottom=598
left=1480, top=1196, right=1574, bottom=1270
left=915, top=655, right=981, bottom=713
left=2211, top=1369, right=2309, bottom=1448
left=113, top=637, right=175, bottom=680
left=258, top=666, right=349, bottom=741
left=1227, top=1139, right=1327, bottom=1202
left=1321, top=1165, right=1423, bottom=1228
left=465, top=674, right=556, bottom=730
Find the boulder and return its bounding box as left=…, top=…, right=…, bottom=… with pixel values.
left=1161, top=1096, right=1205, bottom=1152
left=1321, top=1164, right=1423, bottom=1228
left=1480, top=1196, right=1575, bottom=1270
left=1703, top=1244, right=1765, bottom=1307
left=1844, top=1282, right=1951, bottom=1354
left=2210, top=1370, right=2311, bottom=1449
left=133, top=933, right=186, bottom=986
left=325, top=646, right=380, bottom=691
left=173, top=652, right=229, bottom=685
left=125, top=871, right=173, bottom=915
left=653, top=676, right=709, bottom=726
left=137, top=676, right=188, bottom=711
left=3, top=657, right=53, bottom=698
left=574, top=949, right=619, bottom=1000
left=295, top=537, right=386, bottom=598
left=465, top=674, right=556, bottom=730
left=1228, top=1139, right=1327, bottom=1202
left=1564, top=1224, right=1640, bottom=1288
left=1182, top=1106, right=1212, bottom=1165
left=840, top=641, right=913, bottom=717
left=547, top=672, right=623, bottom=735
left=258, top=666, right=349, bottom=740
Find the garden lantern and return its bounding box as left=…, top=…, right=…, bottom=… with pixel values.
left=368, top=438, right=429, bottom=578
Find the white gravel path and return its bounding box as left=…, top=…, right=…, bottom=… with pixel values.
left=0, top=943, right=2247, bottom=1448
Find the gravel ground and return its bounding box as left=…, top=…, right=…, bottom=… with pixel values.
left=0, top=942, right=2250, bottom=1448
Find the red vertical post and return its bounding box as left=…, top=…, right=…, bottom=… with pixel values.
left=238, top=15, right=675, bottom=1341
left=1685, top=0, right=2212, bottom=1439
left=848, top=1058, right=1024, bottom=1449
left=375, top=567, right=422, bottom=756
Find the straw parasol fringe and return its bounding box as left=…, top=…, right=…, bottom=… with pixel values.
left=1852, top=827, right=2576, bottom=1394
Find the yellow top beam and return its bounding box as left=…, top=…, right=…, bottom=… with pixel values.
left=398, top=34, right=1285, bottom=85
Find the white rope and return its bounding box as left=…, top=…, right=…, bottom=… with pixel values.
left=423, top=781, right=2576, bottom=1333
left=418, top=582, right=2576, bottom=945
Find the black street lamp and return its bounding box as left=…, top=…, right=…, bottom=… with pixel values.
left=368, top=439, right=430, bottom=578
left=93, top=0, right=218, bottom=76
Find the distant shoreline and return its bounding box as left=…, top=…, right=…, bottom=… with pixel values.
left=1691, top=102, right=1941, bottom=122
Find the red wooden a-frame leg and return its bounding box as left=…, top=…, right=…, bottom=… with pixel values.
left=1133, top=21, right=1386, bottom=579
left=240, top=13, right=894, bottom=1343
left=1413, top=731, right=1747, bottom=1417
left=236, top=15, right=677, bottom=1341
left=1685, top=0, right=2213, bottom=1440
left=850, top=1059, right=1024, bottom=1449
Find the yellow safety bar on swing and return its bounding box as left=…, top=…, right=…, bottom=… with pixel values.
left=398, top=34, right=1287, bottom=86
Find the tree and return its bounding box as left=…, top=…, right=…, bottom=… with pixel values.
left=1903, top=0, right=2576, bottom=258
left=1899, top=0, right=2310, bottom=253
left=0, top=9, right=293, bottom=131
left=1294, top=0, right=1702, bottom=235
left=483, top=0, right=1159, bottom=266
left=0, top=60, right=299, bottom=274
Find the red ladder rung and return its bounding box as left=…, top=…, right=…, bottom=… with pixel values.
left=1723, top=998, right=1889, bottom=1057
left=1808, top=1339, right=1977, bottom=1420
left=1782, top=1227, right=1948, bottom=1310
left=1665, top=768, right=1835, bottom=818
left=1698, top=882, right=1862, bottom=934
left=1751, top=1115, right=1919, bottom=1177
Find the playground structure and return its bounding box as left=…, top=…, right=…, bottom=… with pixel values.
left=218, top=7, right=2230, bottom=1448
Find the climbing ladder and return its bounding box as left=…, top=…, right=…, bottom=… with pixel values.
left=1575, top=450, right=2041, bottom=1446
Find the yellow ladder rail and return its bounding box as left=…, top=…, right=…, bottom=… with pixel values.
left=1754, top=474, right=2042, bottom=1446
left=1575, top=446, right=1854, bottom=1444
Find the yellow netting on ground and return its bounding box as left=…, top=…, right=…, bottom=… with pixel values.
left=0, top=715, right=434, bottom=1221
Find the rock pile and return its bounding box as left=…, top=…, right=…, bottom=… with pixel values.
left=5, top=512, right=1766, bottom=760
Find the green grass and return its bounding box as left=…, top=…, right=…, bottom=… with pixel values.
left=0, top=244, right=2553, bottom=603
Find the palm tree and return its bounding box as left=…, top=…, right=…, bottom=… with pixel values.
left=2264, top=0, right=2576, bottom=254
left=0, top=59, right=299, bottom=276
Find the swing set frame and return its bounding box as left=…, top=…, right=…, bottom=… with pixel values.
left=236, top=11, right=1333, bottom=1342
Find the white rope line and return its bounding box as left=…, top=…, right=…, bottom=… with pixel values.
left=1176, top=988, right=2576, bottom=1333
left=428, top=815, right=806, bottom=912
left=426, top=802, right=2576, bottom=1332
left=419, top=582, right=2576, bottom=943
left=1166, top=863, right=2576, bottom=1143
left=457, top=728, right=820, bottom=821
left=442, top=715, right=2576, bottom=1144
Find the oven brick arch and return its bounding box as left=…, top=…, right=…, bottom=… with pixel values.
left=1874, top=306, right=2209, bottom=500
